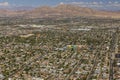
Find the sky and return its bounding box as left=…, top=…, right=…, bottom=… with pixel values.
left=0, top=0, right=120, bottom=11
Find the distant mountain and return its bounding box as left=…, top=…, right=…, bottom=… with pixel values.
left=0, top=9, right=25, bottom=17
left=0, top=4, right=120, bottom=18
left=9, top=6, right=35, bottom=11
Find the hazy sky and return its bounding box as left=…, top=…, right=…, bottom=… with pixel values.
left=0, top=0, right=120, bottom=10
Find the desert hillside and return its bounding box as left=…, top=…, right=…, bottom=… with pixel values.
left=0, top=4, right=120, bottom=18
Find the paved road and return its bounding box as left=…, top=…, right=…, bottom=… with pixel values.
left=109, top=28, right=119, bottom=80
left=3, top=49, right=49, bottom=80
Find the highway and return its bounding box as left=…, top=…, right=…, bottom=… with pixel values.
left=109, top=28, right=119, bottom=80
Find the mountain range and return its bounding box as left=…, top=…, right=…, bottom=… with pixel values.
left=0, top=4, right=120, bottom=19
